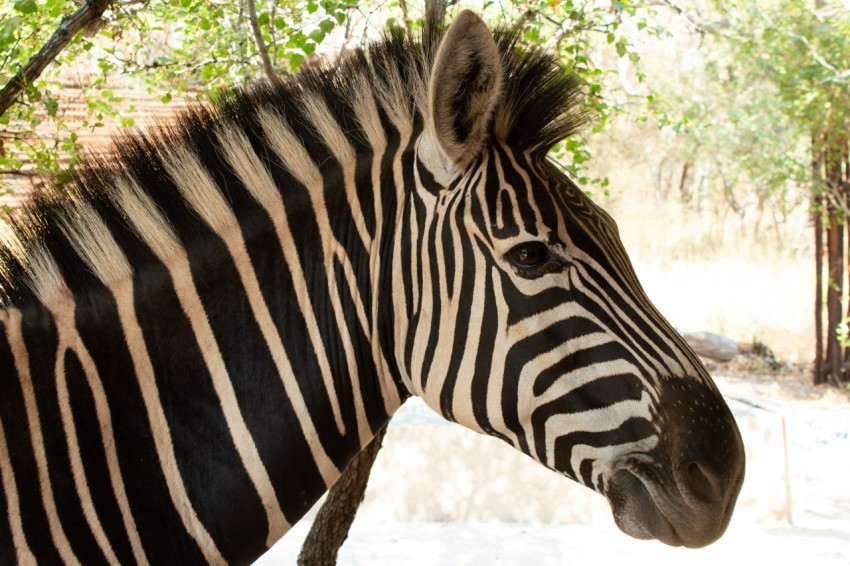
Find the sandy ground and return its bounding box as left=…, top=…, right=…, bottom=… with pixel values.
left=254, top=366, right=850, bottom=565
left=261, top=520, right=850, bottom=565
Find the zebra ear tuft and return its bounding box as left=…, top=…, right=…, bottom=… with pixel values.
left=428, top=11, right=502, bottom=167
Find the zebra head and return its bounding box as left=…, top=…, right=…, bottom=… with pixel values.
left=394, top=11, right=744, bottom=548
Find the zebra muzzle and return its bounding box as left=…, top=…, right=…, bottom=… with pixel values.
left=606, top=378, right=745, bottom=548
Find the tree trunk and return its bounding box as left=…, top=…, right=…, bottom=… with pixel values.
left=813, top=137, right=825, bottom=384
left=297, top=425, right=388, bottom=565
left=825, top=139, right=845, bottom=386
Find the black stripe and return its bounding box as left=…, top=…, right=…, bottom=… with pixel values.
left=0, top=319, right=33, bottom=565
left=355, top=151, right=378, bottom=240
left=532, top=335, right=633, bottom=397
left=0, top=310, right=63, bottom=564
left=90, top=201, right=207, bottom=563
left=570, top=266, right=674, bottom=372
left=468, top=238, right=509, bottom=441
left=417, top=210, right=443, bottom=390
left=438, top=202, right=475, bottom=420
left=493, top=145, right=540, bottom=234
left=19, top=301, right=107, bottom=563
left=332, top=254, right=390, bottom=433
left=375, top=105, right=407, bottom=397
left=149, top=226, right=268, bottom=563
left=531, top=373, right=646, bottom=463
left=64, top=349, right=136, bottom=565
left=553, top=417, right=655, bottom=480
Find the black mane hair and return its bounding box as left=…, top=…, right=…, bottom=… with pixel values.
left=0, top=18, right=588, bottom=307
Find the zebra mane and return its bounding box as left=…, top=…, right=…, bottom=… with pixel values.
left=0, top=20, right=587, bottom=306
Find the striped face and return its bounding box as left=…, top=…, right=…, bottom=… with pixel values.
left=408, top=141, right=664, bottom=471
left=403, top=141, right=744, bottom=548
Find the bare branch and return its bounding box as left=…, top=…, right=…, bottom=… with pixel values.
left=786, top=31, right=850, bottom=84
left=246, top=0, right=276, bottom=81
left=0, top=0, right=113, bottom=117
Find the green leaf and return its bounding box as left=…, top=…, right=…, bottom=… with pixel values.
left=616, top=40, right=627, bottom=58
left=45, top=98, right=59, bottom=117
left=303, top=41, right=316, bottom=56
left=160, top=92, right=173, bottom=104
left=289, top=52, right=304, bottom=71
left=318, top=18, right=335, bottom=35
left=306, top=1, right=318, bottom=14
left=47, top=0, right=66, bottom=18
left=14, top=0, right=37, bottom=15
left=199, top=18, right=211, bottom=31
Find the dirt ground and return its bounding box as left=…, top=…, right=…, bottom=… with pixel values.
left=256, top=359, right=850, bottom=565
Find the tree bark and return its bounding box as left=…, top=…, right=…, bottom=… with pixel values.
left=297, top=425, right=388, bottom=565
left=813, top=135, right=825, bottom=384
left=825, top=139, right=844, bottom=386
left=0, top=0, right=113, bottom=117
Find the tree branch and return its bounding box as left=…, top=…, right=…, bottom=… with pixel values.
left=246, top=0, right=276, bottom=81
left=0, top=0, right=113, bottom=117
left=297, top=425, right=388, bottom=565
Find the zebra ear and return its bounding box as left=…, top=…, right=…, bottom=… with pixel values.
left=428, top=11, right=503, bottom=167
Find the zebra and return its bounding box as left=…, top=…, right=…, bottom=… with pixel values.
left=0, top=10, right=744, bottom=564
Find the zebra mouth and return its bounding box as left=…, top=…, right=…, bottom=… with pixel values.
left=607, top=464, right=683, bottom=547
left=607, top=452, right=737, bottom=549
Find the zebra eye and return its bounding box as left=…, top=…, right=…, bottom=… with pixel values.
left=507, top=242, right=549, bottom=270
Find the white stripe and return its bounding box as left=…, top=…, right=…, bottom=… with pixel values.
left=60, top=327, right=149, bottom=565
left=17, top=244, right=147, bottom=563
left=567, top=263, right=682, bottom=379
left=215, top=128, right=373, bottom=446
left=163, top=150, right=342, bottom=497
left=259, top=109, right=363, bottom=435
left=484, top=265, right=518, bottom=448
left=6, top=309, right=80, bottom=565
left=0, top=406, right=37, bottom=564
left=544, top=395, right=654, bottom=473
left=300, top=93, right=373, bottom=248
left=448, top=239, right=488, bottom=432
left=73, top=186, right=226, bottom=564
left=567, top=436, right=659, bottom=488
left=53, top=327, right=121, bottom=565
left=351, top=86, right=406, bottom=414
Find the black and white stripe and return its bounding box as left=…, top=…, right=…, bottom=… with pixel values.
left=0, top=11, right=743, bottom=563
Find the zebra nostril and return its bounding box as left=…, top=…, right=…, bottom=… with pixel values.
left=684, top=461, right=723, bottom=504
